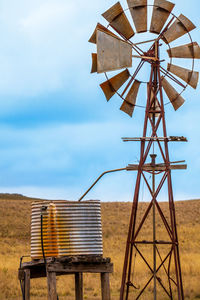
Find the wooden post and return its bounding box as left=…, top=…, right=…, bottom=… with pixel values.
left=19, top=257, right=113, bottom=300
left=101, top=273, right=111, bottom=300
left=47, top=271, right=57, bottom=300
left=75, top=273, right=83, bottom=300
left=25, top=269, right=30, bottom=300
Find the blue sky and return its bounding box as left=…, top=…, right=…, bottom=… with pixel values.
left=0, top=0, right=199, bottom=201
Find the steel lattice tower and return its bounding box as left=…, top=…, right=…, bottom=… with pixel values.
left=87, top=1, right=200, bottom=299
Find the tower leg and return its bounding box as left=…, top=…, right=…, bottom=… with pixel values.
left=168, top=175, right=184, bottom=300
left=120, top=171, right=142, bottom=300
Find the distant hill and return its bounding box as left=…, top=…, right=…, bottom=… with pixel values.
left=0, top=193, right=47, bottom=201
left=0, top=193, right=35, bottom=200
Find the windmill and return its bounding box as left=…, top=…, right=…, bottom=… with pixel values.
left=89, top=0, right=200, bottom=299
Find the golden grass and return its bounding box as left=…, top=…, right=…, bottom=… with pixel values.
left=0, top=195, right=200, bottom=299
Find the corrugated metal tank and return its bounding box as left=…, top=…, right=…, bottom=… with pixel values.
left=31, top=200, right=103, bottom=259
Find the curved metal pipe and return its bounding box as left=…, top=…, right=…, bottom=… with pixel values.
left=78, top=167, right=127, bottom=201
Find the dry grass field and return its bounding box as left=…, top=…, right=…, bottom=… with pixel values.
left=0, top=194, right=200, bottom=299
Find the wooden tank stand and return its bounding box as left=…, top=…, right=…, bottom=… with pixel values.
left=18, top=255, right=113, bottom=300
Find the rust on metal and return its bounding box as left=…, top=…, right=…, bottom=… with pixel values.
left=88, top=2, right=199, bottom=299
left=88, top=23, right=119, bottom=44
left=148, top=83, right=161, bottom=117
left=127, top=0, right=147, bottom=33
left=150, top=0, right=175, bottom=34
left=119, top=41, right=186, bottom=299
left=161, top=76, right=185, bottom=110
left=100, top=69, right=130, bottom=101
left=31, top=200, right=103, bottom=259
left=91, top=53, right=97, bottom=73
left=120, top=101, right=134, bottom=117
left=97, top=29, right=132, bottom=73
left=102, top=2, right=134, bottom=39
left=125, top=80, right=141, bottom=105
left=162, top=14, right=196, bottom=43
left=120, top=80, right=141, bottom=117
left=167, top=42, right=200, bottom=59
left=167, top=63, right=199, bottom=89
left=126, top=163, right=187, bottom=171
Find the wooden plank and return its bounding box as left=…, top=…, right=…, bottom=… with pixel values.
left=21, top=257, right=54, bottom=269
left=57, top=255, right=110, bottom=264
left=122, top=136, right=188, bottom=142
left=75, top=273, right=83, bottom=300
left=101, top=273, right=111, bottom=300
left=127, top=164, right=187, bottom=171
left=47, top=262, right=113, bottom=274
left=143, top=164, right=187, bottom=171
left=25, top=269, right=30, bottom=300
left=19, top=259, right=113, bottom=279
left=47, top=272, right=57, bottom=300
left=21, top=255, right=110, bottom=269
left=169, top=165, right=187, bottom=170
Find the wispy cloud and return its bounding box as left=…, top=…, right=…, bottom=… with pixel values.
left=0, top=0, right=198, bottom=201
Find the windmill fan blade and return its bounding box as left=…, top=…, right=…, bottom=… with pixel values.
left=120, top=101, right=135, bottom=117
left=167, top=42, right=200, bottom=59
left=127, top=0, right=147, bottom=33
left=167, top=63, right=199, bottom=89
left=102, top=2, right=135, bottom=40
left=91, top=53, right=97, bottom=73
left=150, top=0, right=175, bottom=34
left=88, top=23, right=119, bottom=44
left=97, top=29, right=132, bottom=73
left=162, top=14, right=196, bottom=44
left=125, top=80, right=141, bottom=105
left=161, top=77, right=185, bottom=111
left=120, top=80, right=141, bottom=117
left=100, top=69, right=130, bottom=101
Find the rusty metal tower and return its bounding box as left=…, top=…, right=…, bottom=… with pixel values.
left=88, top=0, right=200, bottom=299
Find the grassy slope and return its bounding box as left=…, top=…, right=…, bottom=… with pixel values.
left=0, top=194, right=200, bottom=299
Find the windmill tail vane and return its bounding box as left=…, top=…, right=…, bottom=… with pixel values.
left=88, top=0, right=200, bottom=299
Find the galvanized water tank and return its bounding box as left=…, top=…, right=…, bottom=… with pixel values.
left=31, top=200, right=103, bottom=259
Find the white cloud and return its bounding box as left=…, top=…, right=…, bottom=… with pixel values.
left=0, top=119, right=198, bottom=201
left=0, top=0, right=124, bottom=98
left=0, top=1, right=87, bottom=97
left=20, top=2, right=75, bottom=33
left=0, top=0, right=198, bottom=202
left=0, top=0, right=198, bottom=99
left=0, top=120, right=135, bottom=175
